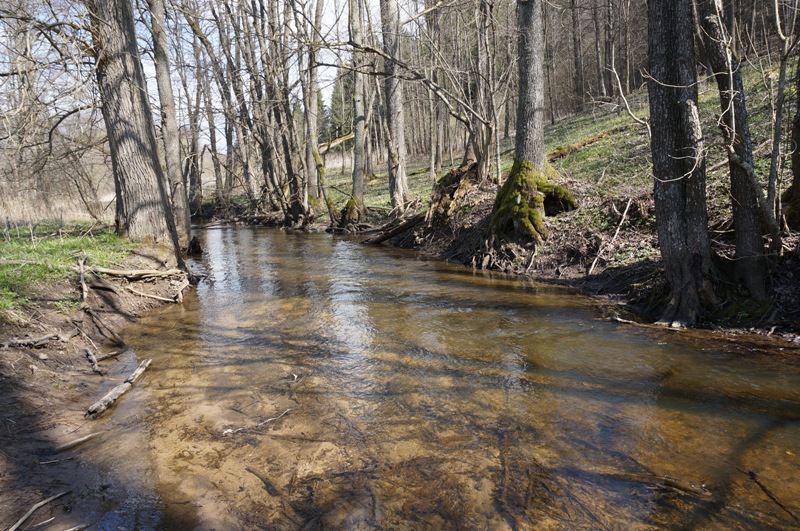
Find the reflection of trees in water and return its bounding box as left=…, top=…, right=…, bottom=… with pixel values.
left=130, top=229, right=800, bottom=528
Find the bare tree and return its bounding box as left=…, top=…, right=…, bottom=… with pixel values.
left=648, top=0, right=715, bottom=326
left=148, top=0, right=191, bottom=247
left=85, top=0, right=185, bottom=268
left=380, top=0, right=410, bottom=214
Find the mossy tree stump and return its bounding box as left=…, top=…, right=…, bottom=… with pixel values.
left=338, top=196, right=363, bottom=231
left=487, top=160, right=576, bottom=247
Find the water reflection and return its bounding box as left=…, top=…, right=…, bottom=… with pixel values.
left=113, top=227, right=800, bottom=529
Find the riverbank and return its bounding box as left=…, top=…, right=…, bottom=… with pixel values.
left=0, top=239, right=189, bottom=529
left=376, top=162, right=800, bottom=343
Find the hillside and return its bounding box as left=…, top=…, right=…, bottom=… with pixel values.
left=321, top=74, right=800, bottom=335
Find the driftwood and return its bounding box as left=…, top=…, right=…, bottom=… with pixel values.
left=86, top=359, right=151, bottom=419
left=96, top=348, right=131, bottom=362
left=54, top=432, right=104, bottom=453
left=90, top=266, right=186, bottom=280
left=4, top=329, right=78, bottom=349
left=126, top=285, right=176, bottom=303
left=245, top=466, right=281, bottom=496
left=8, top=491, right=70, bottom=531
left=175, top=277, right=191, bottom=303
left=362, top=212, right=425, bottom=245
left=83, top=307, right=126, bottom=347
left=84, top=348, right=104, bottom=375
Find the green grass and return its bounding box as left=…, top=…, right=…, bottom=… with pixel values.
left=0, top=225, right=136, bottom=311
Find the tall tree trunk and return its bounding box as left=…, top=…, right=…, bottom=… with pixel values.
left=648, top=0, right=715, bottom=326
left=571, top=0, right=585, bottom=108
left=148, top=0, right=191, bottom=247
left=487, top=0, right=576, bottom=249
left=86, top=0, right=185, bottom=270
left=343, top=0, right=366, bottom=226
left=380, top=0, right=410, bottom=214
left=697, top=0, right=772, bottom=298
left=593, top=0, right=608, bottom=98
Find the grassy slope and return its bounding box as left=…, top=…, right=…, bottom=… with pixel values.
left=0, top=223, right=136, bottom=317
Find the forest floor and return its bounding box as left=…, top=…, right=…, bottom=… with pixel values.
left=0, top=238, right=191, bottom=529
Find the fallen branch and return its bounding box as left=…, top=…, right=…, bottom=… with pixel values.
left=175, top=277, right=191, bottom=303
left=4, top=329, right=79, bottom=349
left=125, top=285, right=176, bottom=303
left=588, top=198, right=632, bottom=276
left=223, top=408, right=291, bottom=436
left=8, top=491, right=70, bottom=531
left=362, top=212, right=425, bottom=245
left=86, top=359, right=151, bottom=419
left=96, top=348, right=131, bottom=362
left=245, top=466, right=281, bottom=496
left=54, top=431, right=104, bottom=453
left=90, top=266, right=186, bottom=280
left=84, top=348, right=104, bottom=375
left=83, top=307, right=126, bottom=347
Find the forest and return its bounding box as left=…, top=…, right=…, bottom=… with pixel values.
left=2, top=0, right=800, bottom=328
left=3, top=1, right=800, bottom=528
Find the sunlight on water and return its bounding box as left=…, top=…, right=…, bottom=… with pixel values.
left=107, top=227, right=800, bottom=529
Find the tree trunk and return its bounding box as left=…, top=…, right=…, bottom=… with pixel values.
left=379, top=0, right=410, bottom=214
left=148, top=0, right=191, bottom=247
left=571, top=0, right=585, bottom=108
left=647, top=0, right=716, bottom=326
left=344, top=0, right=367, bottom=226
left=487, top=0, right=576, bottom=249
left=593, top=0, right=607, bottom=98
left=86, top=0, right=184, bottom=269
left=696, top=0, right=769, bottom=298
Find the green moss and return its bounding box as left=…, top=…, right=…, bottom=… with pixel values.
left=488, top=160, right=577, bottom=245
left=339, top=196, right=363, bottom=227
left=489, top=160, right=550, bottom=244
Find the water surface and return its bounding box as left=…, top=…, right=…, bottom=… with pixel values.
left=111, top=227, right=800, bottom=529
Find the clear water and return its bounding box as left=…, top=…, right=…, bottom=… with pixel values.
left=98, top=227, right=800, bottom=529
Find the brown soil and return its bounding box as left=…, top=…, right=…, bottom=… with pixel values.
left=0, top=247, right=186, bottom=530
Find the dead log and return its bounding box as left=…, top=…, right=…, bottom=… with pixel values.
left=84, top=348, right=104, bottom=375
left=362, top=212, right=425, bottom=245
left=4, top=329, right=79, bottom=349
left=83, top=307, right=126, bottom=347
left=86, top=359, right=151, bottom=419
left=90, top=266, right=186, bottom=280
left=8, top=491, right=70, bottom=531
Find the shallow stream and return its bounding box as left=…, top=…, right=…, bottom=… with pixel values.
left=93, top=227, right=800, bottom=529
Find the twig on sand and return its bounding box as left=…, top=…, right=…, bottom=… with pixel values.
left=8, top=491, right=70, bottom=531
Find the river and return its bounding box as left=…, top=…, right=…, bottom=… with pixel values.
left=90, top=227, right=800, bottom=529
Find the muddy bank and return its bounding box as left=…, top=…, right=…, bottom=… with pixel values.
left=0, top=249, right=190, bottom=530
